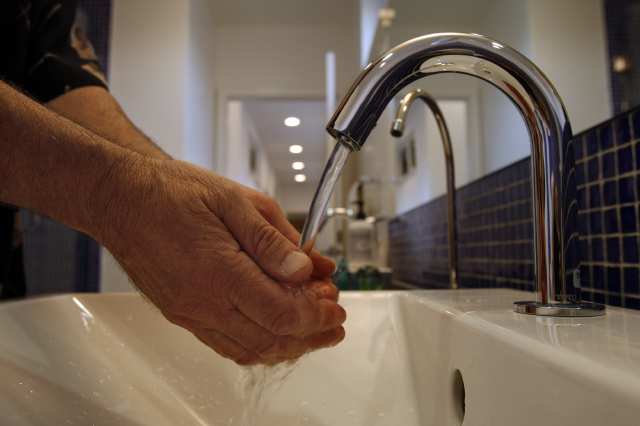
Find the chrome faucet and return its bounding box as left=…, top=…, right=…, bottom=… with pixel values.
left=321, top=32, right=604, bottom=317
left=390, top=90, right=458, bottom=289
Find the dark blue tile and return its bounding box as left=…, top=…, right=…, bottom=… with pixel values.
left=582, top=290, right=594, bottom=302
left=624, top=267, right=640, bottom=294
left=578, top=212, right=589, bottom=235
left=589, top=184, right=602, bottom=207
left=600, top=123, right=614, bottom=150
left=588, top=157, right=599, bottom=181
left=623, top=236, right=639, bottom=263
left=574, top=136, right=585, bottom=160
left=603, top=180, right=618, bottom=206
left=577, top=188, right=587, bottom=209
left=591, top=238, right=604, bottom=261
left=589, top=211, right=603, bottom=235
left=586, top=131, right=598, bottom=155
left=615, top=116, right=631, bottom=145
left=604, top=208, right=619, bottom=233
left=633, top=111, right=640, bottom=139
left=607, top=237, right=620, bottom=262
left=602, top=152, right=616, bottom=178
left=575, top=162, right=586, bottom=185
left=593, top=265, right=605, bottom=289
left=618, top=146, right=633, bottom=174
left=626, top=297, right=640, bottom=310
left=607, top=267, right=622, bottom=292
left=621, top=206, right=637, bottom=232
left=594, top=292, right=606, bottom=304
left=609, top=294, right=622, bottom=307
left=619, top=176, right=636, bottom=203
left=636, top=143, right=640, bottom=170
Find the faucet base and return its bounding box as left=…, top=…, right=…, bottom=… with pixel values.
left=513, top=301, right=606, bottom=317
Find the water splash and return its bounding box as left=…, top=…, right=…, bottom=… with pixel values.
left=236, top=360, right=300, bottom=426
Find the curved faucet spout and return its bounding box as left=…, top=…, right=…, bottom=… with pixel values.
left=325, top=32, right=603, bottom=316
left=391, top=90, right=458, bottom=289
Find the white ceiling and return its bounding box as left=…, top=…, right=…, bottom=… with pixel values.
left=210, top=0, right=358, bottom=27
left=242, top=99, right=328, bottom=185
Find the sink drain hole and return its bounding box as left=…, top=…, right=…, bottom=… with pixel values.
left=452, top=369, right=466, bottom=424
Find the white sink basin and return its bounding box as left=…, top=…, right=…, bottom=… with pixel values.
left=1, top=289, right=639, bottom=425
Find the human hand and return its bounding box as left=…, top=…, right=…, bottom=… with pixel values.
left=94, top=157, right=345, bottom=365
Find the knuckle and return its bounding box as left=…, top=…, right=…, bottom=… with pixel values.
left=261, top=197, right=280, bottom=217
left=252, top=222, right=282, bottom=256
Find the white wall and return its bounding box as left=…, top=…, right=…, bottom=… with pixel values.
left=479, top=0, right=532, bottom=173
left=225, top=101, right=277, bottom=194
left=360, top=0, right=388, bottom=66
left=479, top=0, right=612, bottom=173
left=527, top=0, right=611, bottom=133
left=184, top=0, right=217, bottom=168
left=109, top=0, right=190, bottom=159
left=276, top=183, right=316, bottom=214
left=357, top=75, right=483, bottom=216
left=395, top=98, right=470, bottom=214
left=104, top=0, right=217, bottom=292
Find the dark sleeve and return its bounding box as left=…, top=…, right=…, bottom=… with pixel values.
left=24, top=0, right=108, bottom=103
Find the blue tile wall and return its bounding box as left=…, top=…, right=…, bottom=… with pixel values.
left=389, top=106, right=640, bottom=309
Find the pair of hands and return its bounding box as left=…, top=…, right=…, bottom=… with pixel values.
left=97, top=157, right=346, bottom=365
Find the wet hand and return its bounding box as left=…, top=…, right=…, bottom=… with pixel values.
left=96, top=157, right=346, bottom=365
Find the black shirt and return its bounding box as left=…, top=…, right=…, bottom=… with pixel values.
left=0, top=0, right=108, bottom=290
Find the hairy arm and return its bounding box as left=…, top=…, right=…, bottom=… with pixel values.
left=0, top=81, right=131, bottom=236
left=46, top=86, right=171, bottom=160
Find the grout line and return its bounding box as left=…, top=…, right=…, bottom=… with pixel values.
left=576, top=169, right=640, bottom=190
left=581, top=260, right=640, bottom=268
left=458, top=198, right=529, bottom=219
left=460, top=178, right=530, bottom=204
left=576, top=138, right=638, bottom=165
left=579, top=202, right=638, bottom=214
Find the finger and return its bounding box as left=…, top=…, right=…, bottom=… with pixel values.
left=253, top=196, right=336, bottom=279
left=217, top=308, right=344, bottom=363
left=304, top=326, right=346, bottom=351
left=261, top=327, right=347, bottom=365
left=218, top=194, right=312, bottom=283
left=303, top=280, right=339, bottom=302
left=309, top=253, right=336, bottom=279
left=227, top=253, right=347, bottom=337
left=192, top=328, right=259, bottom=366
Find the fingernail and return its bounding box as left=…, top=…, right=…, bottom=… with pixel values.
left=281, top=251, right=310, bottom=277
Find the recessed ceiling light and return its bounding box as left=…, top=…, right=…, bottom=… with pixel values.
left=292, top=161, right=305, bottom=170
left=284, top=116, right=301, bottom=127
left=289, top=144, right=303, bottom=154
left=294, top=174, right=307, bottom=183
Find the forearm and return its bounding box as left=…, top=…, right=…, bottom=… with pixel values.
left=47, top=86, right=171, bottom=160
left=0, top=81, right=135, bottom=238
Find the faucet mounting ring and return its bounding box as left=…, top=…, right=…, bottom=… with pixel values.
left=513, top=301, right=606, bottom=317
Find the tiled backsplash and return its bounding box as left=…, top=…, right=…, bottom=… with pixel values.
left=389, top=105, right=640, bottom=309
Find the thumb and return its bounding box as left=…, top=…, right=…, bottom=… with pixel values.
left=219, top=193, right=313, bottom=283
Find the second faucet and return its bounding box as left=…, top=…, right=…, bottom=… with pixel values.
left=391, top=89, right=458, bottom=289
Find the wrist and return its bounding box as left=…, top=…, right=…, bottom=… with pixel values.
left=85, top=151, right=157, bottom=247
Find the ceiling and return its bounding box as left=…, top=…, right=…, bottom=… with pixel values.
left=210, top=0, right=358, bottom=27
left=242, top=99, right=328, bottom=185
